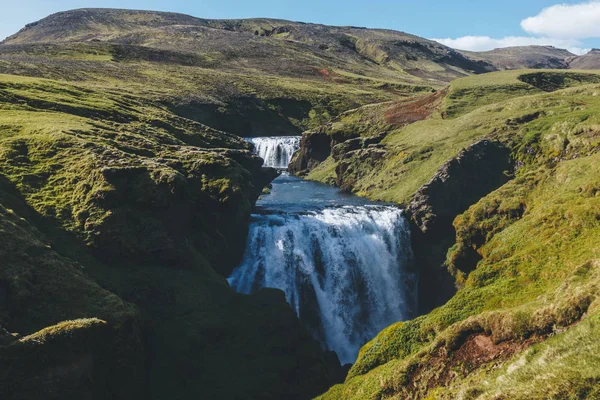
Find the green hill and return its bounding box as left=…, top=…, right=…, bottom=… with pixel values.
left=294, top=69, right=600, bottom=398
left=0, top=8, right=496, bottom=138
left=1, top=8, right=600, bottom=400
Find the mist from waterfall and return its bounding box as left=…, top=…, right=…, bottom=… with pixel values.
left=229, top=201, right=417, bottom=364
left=248, top=136, right=301, bottom=169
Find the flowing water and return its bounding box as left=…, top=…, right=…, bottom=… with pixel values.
left=247, top=136, right=301, bottom=168
left=230, top=138, right=417, bottom=365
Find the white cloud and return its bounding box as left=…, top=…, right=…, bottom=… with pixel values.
left=568, top=47, right=594, bottom=55
left=521, top=1, right=600, bottom=39
left=432, top=35, right=590, bottom=55
left=432, top=2, right=600, bottom=55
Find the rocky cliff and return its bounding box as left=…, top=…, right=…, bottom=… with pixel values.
left=299, top=70, right=600, bottom=398
left=0, top=74, right=342, bottom=399
left=407, top=140, right=513, bottom=313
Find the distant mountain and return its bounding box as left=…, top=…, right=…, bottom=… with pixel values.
left=568, top=49, right=600, bottom=69
left=1, top=9, right=598, bottom=139
left=460, top=46, right=575, bottom=70
left=1, top=8, right=490, bottom=84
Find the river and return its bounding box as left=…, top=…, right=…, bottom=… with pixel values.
left=229, top=136, right=417, bottom=364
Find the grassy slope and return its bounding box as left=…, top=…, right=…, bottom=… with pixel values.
left=307, top=70, right=600, bottom=204
left=0, top=73, right=341, bottom=399
left=0, top=8, right=485, bottom=137
left=316, top=71, right=600, bottom=398
left=0, top=42, right=410, bottom=135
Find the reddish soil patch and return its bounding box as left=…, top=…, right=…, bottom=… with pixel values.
left=384, top=89, right=446, bottom=126
left=453, top=334, right=538, bottom=368
left=409, top=333, right=544, bottom=393
left=313, top=68, right=351, bottom=83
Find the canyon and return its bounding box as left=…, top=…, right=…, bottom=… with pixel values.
left=0, top=8, right=599, bottom=400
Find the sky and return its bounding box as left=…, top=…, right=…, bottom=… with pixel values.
left=2, top=0, right=600, bottom=55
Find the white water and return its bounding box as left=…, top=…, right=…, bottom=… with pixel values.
left=229, top=198, right=417, bottom=364
left=247, top=136, right=301, bottom=168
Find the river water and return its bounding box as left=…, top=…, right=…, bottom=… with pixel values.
left=229, top=137, right=417, bottom=364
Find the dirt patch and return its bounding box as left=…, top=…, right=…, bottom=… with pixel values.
left=453, top=334, right=538, bottom=369
left=409, top=333, right=544, bottom=392
left=314, top=68, right=351, bottom=84
left=384, top=89, right=445, bottom=125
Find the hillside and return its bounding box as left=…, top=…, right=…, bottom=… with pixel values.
left=292, top=69, right=600, bottom=398
left=2, top=8, right=600, bottom=400
left=569, top=49, right=600, bottom=70
left=2, top=8, right=491, bottom=82
left=0, top=8, right=497, bottom=138
left=460, top=46, right=574, bottom=70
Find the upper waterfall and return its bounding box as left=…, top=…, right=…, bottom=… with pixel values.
left=228, top=173, right=417, bottom=365
left=248, top=136, right=301, bottom=169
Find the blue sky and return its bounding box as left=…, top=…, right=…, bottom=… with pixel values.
left=3, top=0, right=600, bottom=54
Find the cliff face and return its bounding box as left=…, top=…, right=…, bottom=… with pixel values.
left=407, top=140, right=513, bottom=313
left=301, top=70, right=600, bottom=399
left=0, top=183, right=145, bottom=399
left=289, top=131, right=334, bottom=175
left=0, top=74, right=342, bottom=399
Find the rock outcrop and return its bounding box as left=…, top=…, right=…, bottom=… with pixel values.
left=407, top=140, right=513, bottom=313
left=0, top=75, right=342, bottom=399
left=289, top=131, right=334, bottom=175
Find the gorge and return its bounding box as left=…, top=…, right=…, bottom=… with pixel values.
left=1, top=8, right=600, bottom=400
left=229, top=138, right=417, bottom=363
left=229, top=137, right=416, bottom=364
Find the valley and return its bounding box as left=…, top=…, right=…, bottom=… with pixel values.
left=0, top=7, right=599, bottom=400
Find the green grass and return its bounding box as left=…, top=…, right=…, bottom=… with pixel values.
left=320, top=151, right=600, bottom=400
left=307, top=72, right=600, bottom=205
left=0, top=72, right=340, bottom=399
left=441, top=69, right=600, bottom=119
left=316, top=72, right=600, bottom=398
left=441, top=70, right=543, bottom=118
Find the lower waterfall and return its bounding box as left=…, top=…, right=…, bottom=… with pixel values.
left=229, top=174, right=417, bottom=364
left=247, top=136, right=301, bottom=168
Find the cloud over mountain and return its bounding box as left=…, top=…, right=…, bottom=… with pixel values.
left=433, top=1, right=600, bottom=55
left=522, top=1, right=600, bottom=39
left=432, top=35, right=589, bottom=55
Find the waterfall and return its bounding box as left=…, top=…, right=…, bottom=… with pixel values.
left=248, top=136, right=301, bottom=168
left=229, top=205, right=417, bottom=364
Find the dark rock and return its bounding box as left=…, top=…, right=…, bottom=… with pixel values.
left=407, top=140, right=513, bottom=313
left=0, top=318, right=144, bottom=400
left=332, top=138, right=362, bottom=161
left=0, top=326, right=16, bottom=345
left=289, top=131, right=333, bottom=174
left=363, top=132, right=387, bottom=147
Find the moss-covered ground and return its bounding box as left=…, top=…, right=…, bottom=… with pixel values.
left=313, top=70, right=600, bottom=399
left=2, top=9, right=600, bottom=399
left=0, top=71, right=339, bottom=399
